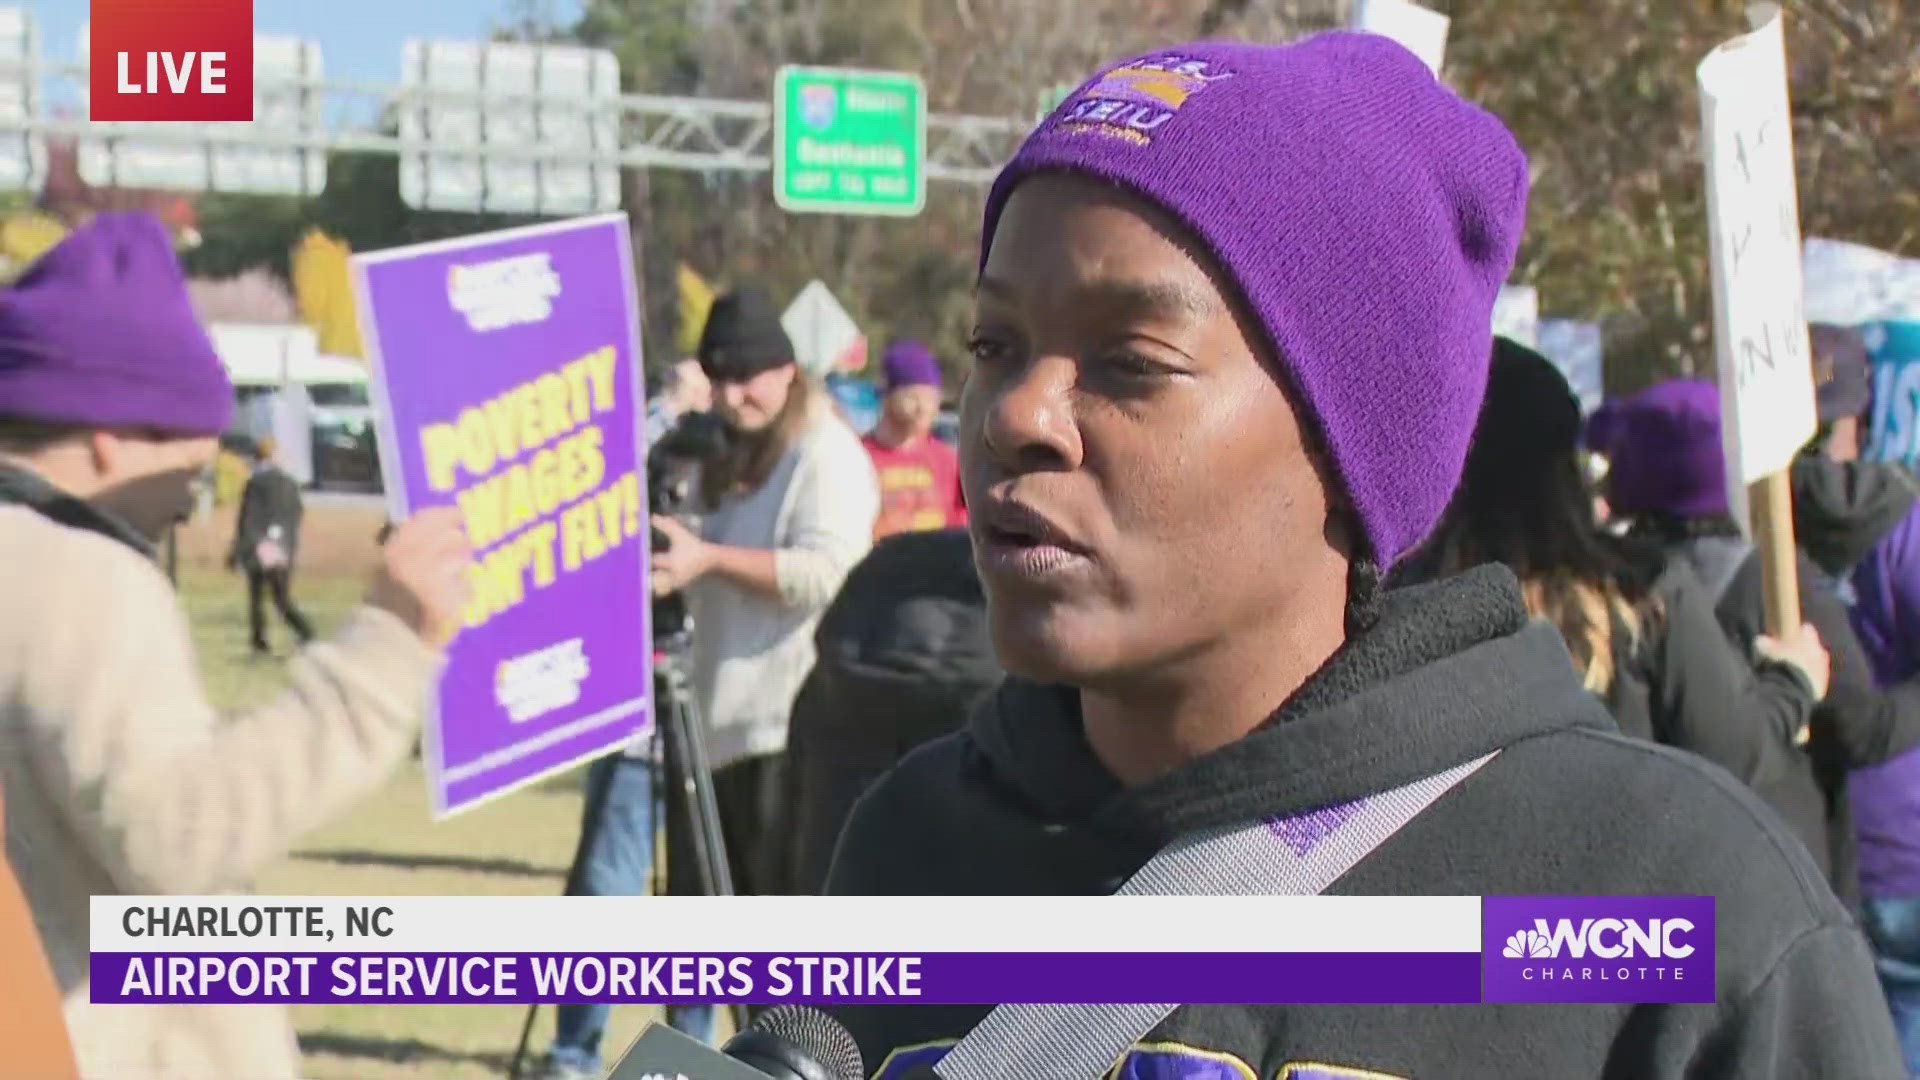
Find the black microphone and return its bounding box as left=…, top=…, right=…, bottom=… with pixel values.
left=605, top=1005, right=865, bottom=1080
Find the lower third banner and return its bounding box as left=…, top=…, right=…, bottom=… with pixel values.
left=88, top=895, right=1713, bottom=1007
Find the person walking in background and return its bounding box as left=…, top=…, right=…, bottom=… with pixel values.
left=0, top=212, right=472, bottom=1079
left=229, top=434, right=315, bottom=656
left=862, top=339, right=966, bottom=540
left=538, top=285, right=878, bottom=1078
left=1410, top=337, right=1827, bottom=800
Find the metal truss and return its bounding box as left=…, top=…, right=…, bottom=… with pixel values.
left=0, top=60, right=1033, bottom=189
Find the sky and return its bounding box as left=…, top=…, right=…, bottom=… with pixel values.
left=30, top=0, right=586, bottom=122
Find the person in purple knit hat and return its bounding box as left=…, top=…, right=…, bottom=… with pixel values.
left=821, top=35, right=1900, bottom=1080
left=862, top=339, right=967, bottom=541
left=1784, top=323, right=1920, bottom=1075
left=0, top=213, right=474, bottom=1079
left=1601, top=375, right=1920, bottom=927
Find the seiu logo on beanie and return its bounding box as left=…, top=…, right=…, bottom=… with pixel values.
left=1057, top=54, right=1235, bottom=145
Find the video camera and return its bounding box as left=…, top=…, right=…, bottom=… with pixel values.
left=647, top=409, right=732, bottom=644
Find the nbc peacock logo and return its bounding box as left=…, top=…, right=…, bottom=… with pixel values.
left=1501, top=929, right=1552, bottom=959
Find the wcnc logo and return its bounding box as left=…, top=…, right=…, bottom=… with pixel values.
left=1482, top=896, right=1715, bottom=1004
left=89, top=0, right=254, bottom=122
left=1500, top=917, right=1697, bottom=960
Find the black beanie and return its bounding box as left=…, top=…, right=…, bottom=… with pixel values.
left=698, top=285, right=795, bottom=382
left=1475, top=336, right=1582, bottom=464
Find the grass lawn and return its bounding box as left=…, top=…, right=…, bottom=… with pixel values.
left=180, top=566, right=668, bottom=1079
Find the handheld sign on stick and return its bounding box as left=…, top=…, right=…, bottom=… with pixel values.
left=1697, top=4, right=1817, bottom=639
left=352, top=214, right=655, bottom=817
left=1349, top=0, right=1450, bottom=77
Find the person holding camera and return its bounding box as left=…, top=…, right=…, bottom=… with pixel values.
left=0, top=213, right=473, bottom=1079
left=538, top=286, right=876, bottom=1077
left=649, top=284, right=879, bottom=894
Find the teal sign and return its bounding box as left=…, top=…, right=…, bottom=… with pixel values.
left=1866, top=321, right=1920, bottom=468
left=774, top=66, right=926, bottom=217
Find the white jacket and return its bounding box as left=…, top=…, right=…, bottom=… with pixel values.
left=688, top=402, right=880, bottom=767
left=0, top=503, right=440, bottom=1079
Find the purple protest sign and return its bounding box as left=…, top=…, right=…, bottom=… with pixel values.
left=353, top=214, right=651, bottom=817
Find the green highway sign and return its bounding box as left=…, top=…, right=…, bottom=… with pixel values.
left=774, top=66, right=926, bottom=217
left=1037, top=82, right=1077, bottom=121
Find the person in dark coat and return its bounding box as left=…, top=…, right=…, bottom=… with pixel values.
left=770, top=527, right=1000, bottom=896
left=1408, top=339, right=1827, bottom=793
left=228, top=435, right=314, bottom=655
left=1601, top=376, right=1920, bottom=913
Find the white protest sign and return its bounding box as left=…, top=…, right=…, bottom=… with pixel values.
left=1697, top=4, right=1816, bottom=487
left=781, top=280, right=865, bottom=379
left=1803, top=236, right=1920, bottom=327
left=1350, top=0, right=1450, bottom=76
left=1491, top=285, right=1539, bottom=348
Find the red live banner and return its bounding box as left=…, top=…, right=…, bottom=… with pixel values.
left=89, top=0, right=253, bottom=122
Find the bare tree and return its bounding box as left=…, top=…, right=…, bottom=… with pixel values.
left=570, top=0, right=1918, bottom=391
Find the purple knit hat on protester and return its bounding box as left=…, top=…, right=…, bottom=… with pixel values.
left=1596, top=379, right=1729, bottom=520
left=882, top=339, right=942, bottom=391
left=0, top=212, right=232, bottom=436
left=980, top=35, right=1530, bottom=567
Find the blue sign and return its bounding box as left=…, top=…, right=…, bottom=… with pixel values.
left=826, top=373, right=881, bottom=435
left=1865, top=321, right=1920, bottom=468
left=1537, top=319, right=1605, bottom=416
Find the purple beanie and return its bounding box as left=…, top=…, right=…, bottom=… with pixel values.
left=980, top=35, right=1529, bottom=567
left=0, top=212, right=232, bottom=436
left=1584, top=399, right=1622, bottom=455
left=1598, top=379, right=1729, bottom=520
left=882, top=339, right=942, bottom=391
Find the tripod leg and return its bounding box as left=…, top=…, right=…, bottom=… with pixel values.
left=507, top=1001, right=539, bottom=1080
left=650, top=755, right=667, bottom=897
left=654, top=663, right=750, bottom=1036
left=660, top=693, right=720, bottom=896
left=659, top=670, right=734, bottom=896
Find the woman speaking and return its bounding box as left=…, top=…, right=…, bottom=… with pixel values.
left=823, top=34, right=1898, bottom=1079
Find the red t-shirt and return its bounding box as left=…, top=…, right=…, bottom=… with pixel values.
left=863, top=433, right=968, bottom=540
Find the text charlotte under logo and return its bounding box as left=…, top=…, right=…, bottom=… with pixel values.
left=1482, top=896, right=1715, bottom=1004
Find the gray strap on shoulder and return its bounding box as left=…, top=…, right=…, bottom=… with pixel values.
left=932, top=751, right=1499, bottom=1080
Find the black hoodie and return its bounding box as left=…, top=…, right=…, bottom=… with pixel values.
left=825, top=566, right=1901, bottom=1079
left=770, top=529, right=1000, bottom=896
